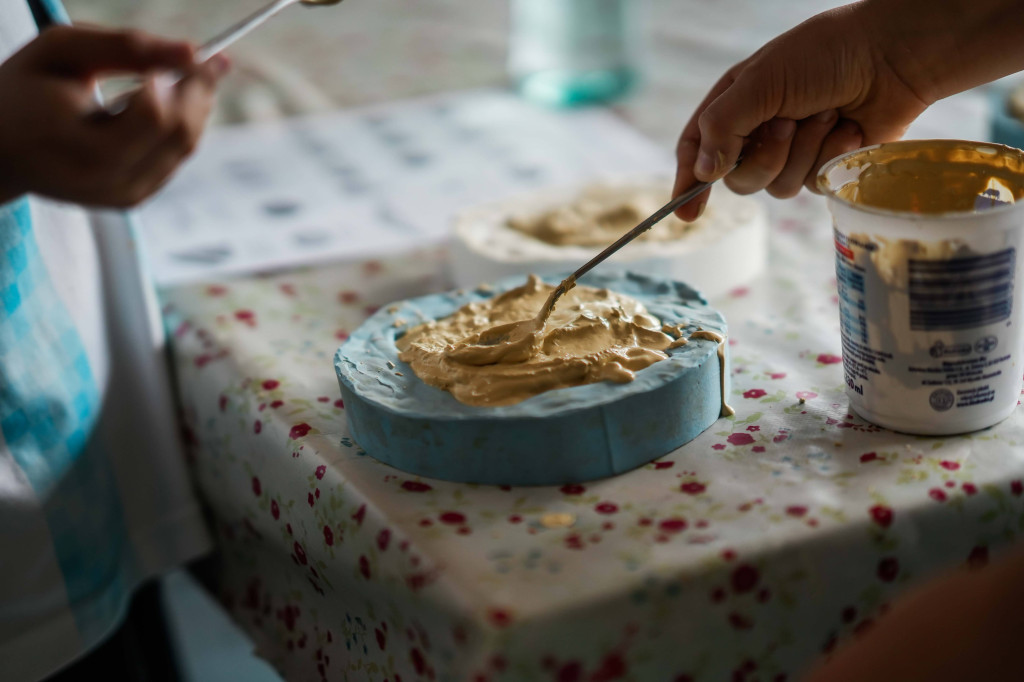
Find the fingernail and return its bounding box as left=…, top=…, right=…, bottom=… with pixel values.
left=153, top=74, right=174, bottom=106
left=695, top=199, right=707, bottom=219
left=770, top=118, right=796, bottom=141
left=695, top=149, right=716, bottom=178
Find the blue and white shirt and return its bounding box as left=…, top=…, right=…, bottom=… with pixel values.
left=0, top=2, right=212, bottom=679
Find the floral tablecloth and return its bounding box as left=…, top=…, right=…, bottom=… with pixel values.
left=163, top=188, right=1024, bottom=682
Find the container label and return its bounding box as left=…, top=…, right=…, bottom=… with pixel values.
left=907, top=249, right=1014, bottom=330
left=833, top=224, right=1022, bottom=429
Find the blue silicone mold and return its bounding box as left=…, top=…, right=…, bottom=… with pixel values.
left=334, top=271, right=728, bottom=485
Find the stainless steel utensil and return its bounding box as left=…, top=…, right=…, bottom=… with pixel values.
left=195, top=0, right=343, bottom=64
left=544, top=159, right=742, bottom=311
left=104, top=0, right=343, bottom=112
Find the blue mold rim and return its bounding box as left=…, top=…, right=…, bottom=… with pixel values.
left=334, top=270, right=729, bottom=485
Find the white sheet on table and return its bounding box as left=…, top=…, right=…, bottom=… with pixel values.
left=138, top=89, right=673, bottom=286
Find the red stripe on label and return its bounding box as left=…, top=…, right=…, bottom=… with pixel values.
left=835, top=240, right=854, bottom=260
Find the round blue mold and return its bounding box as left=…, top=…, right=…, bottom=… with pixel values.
left=334, top=271, right=728, bottom=485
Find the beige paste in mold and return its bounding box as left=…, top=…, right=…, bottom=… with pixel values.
left=396, top=275, right=690, bottom=407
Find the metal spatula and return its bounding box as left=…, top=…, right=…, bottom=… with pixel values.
left=544, top=159, right=742, bottom=311
left=104, top=0, right=344, bottom=112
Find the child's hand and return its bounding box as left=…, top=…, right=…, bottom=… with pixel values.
left=0, top=25, right=229, bottom=207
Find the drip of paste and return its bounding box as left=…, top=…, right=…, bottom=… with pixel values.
left=396, top=275, right=687, bottom=407
left=508, top=185, right=704, bottom=247
left=688, top=329, right=734, bottom=417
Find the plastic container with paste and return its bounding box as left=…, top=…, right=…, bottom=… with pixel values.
left=449, top=177, right=768, bottom=299
left=819, top=139, right=1024, bottom=435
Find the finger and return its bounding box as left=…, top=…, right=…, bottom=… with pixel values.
left=114, top=58, right=227, bottom=206
left=94, top=76, right=177, bottom=166
left=695, top=66, right=784, bottom=182
left=723, top=117, right=796, bottom=195
left=112, top=132, right=189, bottom=207
left=674, top=139, right=712, bottom=222
left=33, top=25, right=194, bottom=79
left=170, top=56, right=228, bottom=153
left=179, top=53, right=231, bottom=91
left=767, top=109, right=839, bottom=198
left=674, top=66, right=743, bottom=221
left=804, top=119, right=864, bottom=194
left=65, top=75, right=175, bottom=185
left=674, top=185, right=712, bottom=223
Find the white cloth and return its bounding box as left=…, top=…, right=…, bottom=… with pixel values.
left=0, top=4, right=212, bottom=680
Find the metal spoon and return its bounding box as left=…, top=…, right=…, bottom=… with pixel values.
left=195, top=0, right=344, bottom=63
left=104, top=0, right=343, bottom=112
left=459, top=161, right=742, bottom=354
left=542, top=160, right=743, bottom=313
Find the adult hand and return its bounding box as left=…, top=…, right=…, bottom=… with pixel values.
left=673, top=1, right=935, bottom=219
left=0, top=25, right=229, bottom=207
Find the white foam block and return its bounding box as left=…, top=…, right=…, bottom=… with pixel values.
left=449, top=178, right=768, bottom=299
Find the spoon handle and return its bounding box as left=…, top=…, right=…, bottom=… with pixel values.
left=568, top=178, right=716, bottom=282
left=101, top=0, right=299, bottom=114
left=551, top=159, right=742, bottom=302
left=195, top=0, right=299, bottom=63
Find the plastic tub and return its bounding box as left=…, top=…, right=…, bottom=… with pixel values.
left=818, top=139, right=1024, bottom=435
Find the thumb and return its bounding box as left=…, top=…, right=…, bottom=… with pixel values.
left=31, top=25, right=194, bottom=79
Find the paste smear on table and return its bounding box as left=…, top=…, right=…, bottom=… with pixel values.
left=508, top=185, right=704, bottom=247
left=396, top=274, right=689, bottom=407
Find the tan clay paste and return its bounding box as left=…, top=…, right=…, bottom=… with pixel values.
left=396, top=275, right=689, bottom=407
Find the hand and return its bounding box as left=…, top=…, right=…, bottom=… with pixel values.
left=0, top=25, right=230, bottom=208
left=802, top=544, right=1024, bottom=682
left=672, top=1, right=932, bottom=220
